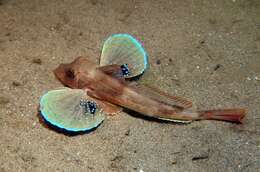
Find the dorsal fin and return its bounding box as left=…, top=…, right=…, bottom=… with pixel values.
left=143, top=84, right=192, bottom=109
left=130, top=83, right=192, bottom=109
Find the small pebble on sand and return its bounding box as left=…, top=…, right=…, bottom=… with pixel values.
left=12, top=81, right=21, bottom=86
left=214, top=64, right=222, bottom=71
left=32, top=58, right=42, bottom=65
left=125, top=129, right=130, bottom=136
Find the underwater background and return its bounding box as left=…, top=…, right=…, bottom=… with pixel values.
left=0, top=0, right=259, bottom=171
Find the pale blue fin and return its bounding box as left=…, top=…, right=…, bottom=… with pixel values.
left=40, top=87, right=106, bottom=132
left=100, top=34, right=148, bottom=78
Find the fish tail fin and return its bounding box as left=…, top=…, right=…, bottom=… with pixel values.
left=197, top=108, right=246, bottom=123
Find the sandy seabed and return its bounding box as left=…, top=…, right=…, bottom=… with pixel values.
left=0, top=0, right=259, bottom=171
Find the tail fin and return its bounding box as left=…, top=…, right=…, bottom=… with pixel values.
left=198, top=108, right=246, bottom=123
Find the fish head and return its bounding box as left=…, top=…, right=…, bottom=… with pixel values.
left=54, top=56, right=97, bottom=88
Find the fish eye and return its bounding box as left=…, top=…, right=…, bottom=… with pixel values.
left=65, top=69, right=75, bottom=79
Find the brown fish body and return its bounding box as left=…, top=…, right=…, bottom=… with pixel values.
left=54, top=57, right=245, bottom=123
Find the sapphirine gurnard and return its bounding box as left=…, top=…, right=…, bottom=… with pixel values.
left=39, top=33, right=246, bottom=133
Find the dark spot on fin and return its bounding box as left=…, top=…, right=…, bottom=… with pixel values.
left=120, top=64, right=130, bottom=77
left=86, top=101, right=97, bottom=114
left=80, top=100, right=97, bottom=115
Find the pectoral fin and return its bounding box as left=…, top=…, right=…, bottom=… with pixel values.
left=100, top=34, right=148, bottom=78
left=39, top=87, right=106, bottom=132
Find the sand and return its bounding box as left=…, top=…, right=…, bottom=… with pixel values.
left=0, top=0, right=259, bottom=171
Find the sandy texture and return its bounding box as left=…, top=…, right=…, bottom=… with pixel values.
left=0, top=0, right=259, bottom=171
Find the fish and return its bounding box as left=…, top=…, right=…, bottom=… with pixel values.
left=39, top=34, right=246, bottom=132
left=53, top=56, right=245, bottom=123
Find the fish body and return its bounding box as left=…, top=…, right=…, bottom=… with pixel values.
left=54, top=56, right=245, bottom=123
